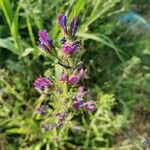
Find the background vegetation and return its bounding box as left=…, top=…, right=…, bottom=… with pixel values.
left=0, top=0, right=149, bottom=149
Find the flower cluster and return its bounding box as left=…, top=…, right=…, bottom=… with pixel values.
left=61, top=42, right=79, bottom=56
left=59, top=67, right=86, bottom=85
left=72, top=86, right=96, bottom=112
left=33, top=12, right=96, bottom=131
left=33, top=77, right=53, bottom=94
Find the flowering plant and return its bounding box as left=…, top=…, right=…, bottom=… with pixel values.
left=33, top=12, right=96, bottom=144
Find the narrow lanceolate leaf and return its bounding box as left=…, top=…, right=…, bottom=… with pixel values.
left=0, top=0, right=13, bottom=27
left=21, top=48, right=34, bottom=57
left=77, top=32, right=124, bottom=62
left=26, top=16, right=36, bottom=47
left=26, top=16, right=39, bottom=57
left=10, top=1, right=22, bottom=55
left=6, top=128, right=32, bottom=135
left=83, top=0, right=121, bottom=27
left=0, top=38, right=19, bottom=55
left=68, top=0, right=84, bottom=20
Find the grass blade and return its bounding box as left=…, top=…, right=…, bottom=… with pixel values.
left=77, top=32, right=124, bottom=62
left=83, top=0, right=121, bottom=27
left=0, top=0, right=12, bottom=27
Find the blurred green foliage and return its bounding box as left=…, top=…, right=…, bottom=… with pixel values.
left=0, top=0, right=150, bottom=149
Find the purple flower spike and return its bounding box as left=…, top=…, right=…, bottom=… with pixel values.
left=33, top=77, right=53, bottom=92
left=68, top=74, right=79, bottom=84
left=38, top=30, right=54, bottom=53
left=70, top=17, right=77, bottom=37
left=72, top=97, right=83, bottom=109
left=57, top=12, right=67, bottom=34
left=84, top=100, right=96, bottom=112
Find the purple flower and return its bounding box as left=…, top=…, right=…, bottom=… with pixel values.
left=70, top=17, right=77, bottom=37
left=79, top=68, right=87, bottom=78
left=55, top=113, right=65, bottom=122
left=60, top=37, right=66, bottom=44
left=38, top=30, right=54, bottom=53
left=57, top=12, right=67, bottom=34
left=77, top=86, right=87, bottom=97
left=39, top=30, right=49, bottom=43
left=62, top=42, right=74, bottom=56
left=57, top=13, right=77, bottom=38
left=78, top=86, right=85, bottom=93
left=68, top=74, right=79, bottom=84
left=35, top=105, right=47, bottom=115
left=72, top=97, right=83, bottom=109
left=72, top=42, right=79, bottom=51
left=33, top=77, right=53, bottom=92
left=59, top=73, right=68, bottom=82
left=61, top=42, right=79, bottom=56
left=84, top=100, right=96, bottom=112
left=73, top=68, right=86, bottom=81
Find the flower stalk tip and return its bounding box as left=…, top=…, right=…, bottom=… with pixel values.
left=38, top=30, right=54, bottom=53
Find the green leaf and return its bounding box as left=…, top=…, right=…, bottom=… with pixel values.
left=21, top=48, right=34, bottom=57
left=77, top=32, right=124, bottom=62
left=6, top=128, right=32, bottom=135
left=0, top=0, right=13, bottom=27
left=68, top=0, right=84, bottom=19
left=83, top=0, right=121, bottom=27
left=35, top=143, right=44, bottom=150
left=10, top=1, right=21, bottom=54
left=0, top=38, right=19, bottom=55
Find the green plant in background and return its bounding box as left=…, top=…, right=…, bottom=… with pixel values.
left=0, top=0, right=126, bottom=84
left=0, top=0, right=125, bottom=59
left=0, top=0, right=40, bottom=58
